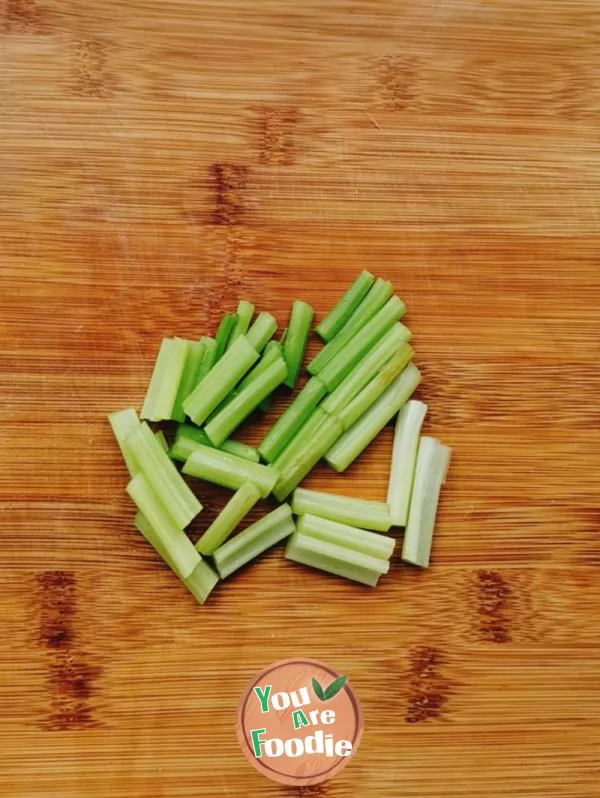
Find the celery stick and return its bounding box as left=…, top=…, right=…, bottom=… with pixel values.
left=402, top=437, right=451, bottom=567
left=195, top=336, right=217, bottom=387
left=279, top=327, right=288, bottom=346
left=285, top=532, right=389, bottom=587
left=141, top=337, right=189, bottom=422
left=212, top=504, right=295, bottom=579
left=214, top=313, right=237, bottom=361
left=183, top=335, right=259, bottom=426
left=292, top=487, right=392, bottom=532
left=227, top=300, right=255, bottom=348
left=338, top=344, right=414, bottom=430
left=134, top=511, right=178, bottom=573
left=283, top=301, right=314, bottom=389
left=308, top=279, right=394, bottom=375
left=298, top=513, right=395, bottom=560
left=317, top=297, right=408, bottom=391
left=258, top=377, right=327, bottom=463
left=154, top=429, right=169, bottom=452
left=316, top=270, right=375, bottom=342
left=246, top=311, right=277, bottom=353
left=205, top=357, right=288, bottom=447
left=195, top=483, right=261, bottom=555
left=325, top=363, right=422, bottom=472
left=387, top=400, right=428, bottom=527
left=172, top=340, right=206, bottom=423
left=183, top=444, right=279, bottom=498
left=172, top=424, right=259, bottom=463
left=108, top=407, right=140, bottom=476
left=272, top=408, right=328, bottom=473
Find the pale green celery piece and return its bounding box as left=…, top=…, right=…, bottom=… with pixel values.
left=171, top=424, right=259, bottom=463
left=317, top=297, right=407, bottom=391
left=298, top=513, right=395, bottom=560
left=124, top=422, right=202, bottom=528
left=221, top=440, right=260, bottom=462
left=325, top=363, right=422, bottom=473
left=172, top=340, right=206, bottom=423
left=279, top=327, right=288, bottom=346
left=322, top=323, right=411, bottom=416
left=154, top=429, right=169, bottom=452
left=258, top=377, right=327, bottom=463
left=183, top=560, right=220, bottom=604
left=402, top=437, right=451, bottom=568
left=195, top=483, right=261, bottom=555
left=338, top=344, right=414, bottom=430
left=212, top=504, right=295, bottom=579
left=272, top=407, right=328, bottom=473
left=134, top=511, right=178, bottom=572
left=308, top=278, right=394, bottom=375
left=316, top=270, right=376, bottom=342
left=205, top=358, right=287, bottom=447
left=214, top=313, right=237, bottom=361
left=292, top=487, right=392, bottom=532
left=246, top=311, right=277, bottom=353
left=227, top=300, right=255, bottom=348
left=141, top=337, right=189, bottom=422
left=183, top=335, right=259, bottom=426
left=195, top=337, right=217, bottom=387
left=285, top=532, right=389, bottom=587
left=387, top=400, right=428, bottom=527
left=127, top=475, right=199, bottom=579
left=108, top=407, right=140, bottom=476
left=283, top=301, right=314, bottom=389
left=183, top=444, right=279, bottom=498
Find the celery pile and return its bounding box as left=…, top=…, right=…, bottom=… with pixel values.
left=108, top=273, right=452, bottom=605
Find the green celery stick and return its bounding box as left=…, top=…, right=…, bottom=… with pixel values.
left=154, top=429, right=169, bottom=452
left=214, top=313, right=237, bottom=361
left=402, top=437, right=451, bottom=567
left=258, top=377, right=327, bottom=463
left=195, top=336, right=217, bottom=387
left=316, top=270, right=376, bottom=342
left=183, top=560, right=220, bottom=604
left=308, top=278, right=394, bottom=375
left=279, top=327, right=288, bottom=346
left=172, top=424, right=259, bottom=462
left=387, top=400, right=428, bottom=527
left=283, top=301, right=314, bottom=389
left=285, top=532, right=389, bottom=587
left=297, top=513, right=395, bottom=560
left=212, top=504, right=295, bottom=579
left=272, top=407, right=328, bottom=473
left=134, top=511, right=179, bottom=573
left=183, top=335, right=259, bottom=426
left=292, top=487, right=392, bottom=532
left=246, top=311, right=277, bottom=353
left=227, top=300, right=255, bottom=348
left=108, top=407, right=140, bottom=476
left=195, top=483, right=261, bottom=555
left=325, top=363, right=421, bottom=472
left=141, top=337, right=189, bottom=422
left=172, top=340, right=206, bottom=423
left=338, top=344, right=414, bottom=429
left=317, top=297, right=408, bottom=391
left=183, top=444, right=279, bottom=498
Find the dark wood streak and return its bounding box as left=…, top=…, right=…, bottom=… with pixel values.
left=373, top=55, right=421, bottom=111
left=210, top=163, right=249, bottom=227
left=73, top=38, right=115, bottom=98
left=405, top=647, right=451, bottom=724
left=477, top=570, right=512, bottom=644
left=254, top=106, right=300, bottom=165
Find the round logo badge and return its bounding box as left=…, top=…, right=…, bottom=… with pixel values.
left=236, top=658, right=363, bottom=787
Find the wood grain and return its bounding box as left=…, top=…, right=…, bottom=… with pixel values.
left=1, top=1, right=599, bottom=795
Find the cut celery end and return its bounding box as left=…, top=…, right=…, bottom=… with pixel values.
left=154, top=429, right=169, bottom=452
left=214, top=313, right=237, bottom=361
left=172, top=340, right=206, bottom=423
left=298, top=513, right=395, bottom=560
left=246, top=311, right=277, bottom=353
left=108, top=407, right=140, bottom=476
left=292, top=487, right=392, bottom=532
left=402, top=437, right=451, bottom=568
left=183, top=559, right=220, bottom=604
left=212, top=504, right=295, bottom=579
left=183, top=335, right=259, bottom=426
left=272, top=407, right=329, bottom=473
left=227, top=300, right=255, bottom=348
left=195, top=483, right=261, bottom=555
left=141, top=337, right=189, bottom=422
left=171, top=425, right=259, bottom=463
left=316, top=271, right=375, bottom=342
left=285, top=533, right=389, bottom=587
left=258, top=377, right=327, bottom=463
left=183, top=444, right=279, bottom=498
left=326, top=363, right=422, bottom=473
left=387, top=400, right=428, bottom=527
left=338, top=344, right=414, bottom=430
left=195, top=337, right=217, bottom=387
left=283, top=301, right=314, bottom=389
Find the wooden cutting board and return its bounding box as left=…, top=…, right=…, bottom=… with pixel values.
left=1, top=1, right=599, bottom=795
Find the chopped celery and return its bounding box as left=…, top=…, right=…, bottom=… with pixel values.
left=227, top=300, right=255, bottom=348
left=387, top=400, right=428, bottom=527
left=246, top=311, right=277, bottom=353
left=338, top=344, right=414, bottom=430
left=325, top=363, right=422, bottom=473
left=402, top=437, right=451, bottom=568
left=285, top=532, right=389, bottom=587
left=183, top=560, right=220, bottom=604
left=195, top=336, right=217, bottom=387
left=195, top=483, right=261, bottom=555
left=172, top=340, right=206, bottom=423
left=141, top=337, right=189, bottom=422
left=212, top=504, right=295, bottom=579
left=283, top=301, right=314, bottom=389
left=258, top=377, right=327, bottom=463
left=134, top=511, right=179, bottom=573
left=183, top=444, right=279, bottom=498
left=292, top=487, right=392, bottom=532
left=172, top=424, right=259, bottom=462
left=272, top=407, right=329, bottom=473
left=154, top=429, right=169, bottom=452
left=316, top=271, right=375, bottom=342
left=183, top=335, right=259, bottom=426
left=214, top=313, right=237, bottom=361
left=108, top=407, right=140, bottom=476
left=297, top=513, right=395, bottom=559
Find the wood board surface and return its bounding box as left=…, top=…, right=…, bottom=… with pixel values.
left=1, top=1, right=599, bottom=795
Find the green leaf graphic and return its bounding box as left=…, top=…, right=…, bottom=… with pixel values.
left=311, top=677, right=325, bottom=701
left=323, top=675, right=348, bottom=701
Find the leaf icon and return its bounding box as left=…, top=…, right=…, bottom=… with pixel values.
left=323, top=675, right=348, bottom=700
left=311, top=677, right=325, bottom=701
